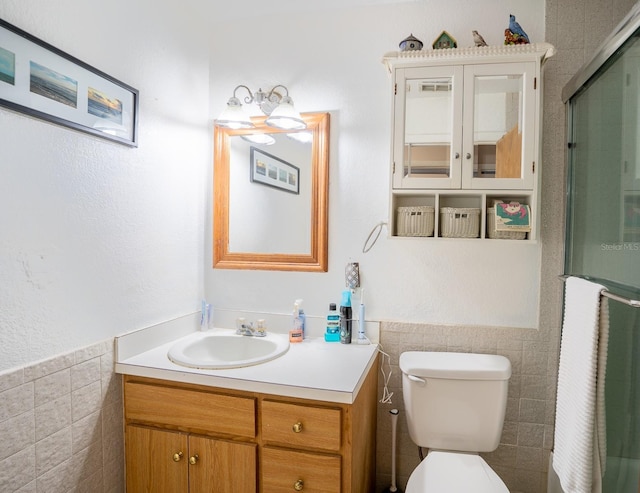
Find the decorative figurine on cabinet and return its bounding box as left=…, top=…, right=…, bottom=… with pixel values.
left=399, top=33, right=424, bottom=51
left=432, top=31, right=457, bottom=49
left=472, top=30, right=488, bottom=47
left=504, top=14, right=530, bottom=45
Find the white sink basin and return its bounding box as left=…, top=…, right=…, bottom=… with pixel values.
left=167, top=329, right=290, bottom=369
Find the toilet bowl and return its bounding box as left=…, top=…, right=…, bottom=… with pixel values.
left=400, top=351, right=512, bottom=493
left=405, top=450, right=509, bottom=493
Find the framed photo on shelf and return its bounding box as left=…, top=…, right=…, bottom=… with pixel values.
left=0, top=18, right=139, bottom=147
left=250, top=146, right=300, bottom=194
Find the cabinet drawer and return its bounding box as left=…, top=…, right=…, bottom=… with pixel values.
left=262, top=400, right=341, bottom=452
left=125, top=381, right=255, bottom=438
left=262, top=447, right=341, bottom=493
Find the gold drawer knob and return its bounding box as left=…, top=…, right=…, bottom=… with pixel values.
left=189, top=454, right=199, bottom=465
left=173, top=452, right=183, bottom=462
left=294, top=479, right=304, bottom=491
left=292, top=422, right=303, bottom=433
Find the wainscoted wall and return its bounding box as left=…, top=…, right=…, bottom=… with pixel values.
left=0, top=340, right=122, bottom=493
left=373, top=1, right=639, bottom=492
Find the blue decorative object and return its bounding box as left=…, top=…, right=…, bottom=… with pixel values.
left=506, top=14, right=530, bottom=45
left=399, top=34, right=423, bottom=51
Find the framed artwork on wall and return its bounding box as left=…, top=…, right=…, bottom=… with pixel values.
left=0, top=18, right=139, bottom=147
left=250, top=146, right=300, bottom=194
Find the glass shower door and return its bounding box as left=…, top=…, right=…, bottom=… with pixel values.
left=565, top=24, right=640, bottom=493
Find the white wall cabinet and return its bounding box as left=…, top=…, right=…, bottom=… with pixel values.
left=384, top=44, right=555, bottom=240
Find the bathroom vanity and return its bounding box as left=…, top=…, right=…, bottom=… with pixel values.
left=116, top=320, right=379, bottom=493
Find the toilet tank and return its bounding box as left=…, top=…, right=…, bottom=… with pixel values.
left=399, top=351, right=511, bottom=453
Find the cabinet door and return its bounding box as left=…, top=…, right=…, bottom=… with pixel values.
left=393, top=65, right=464, bottom=189
left=126, top=425, right=188, bottom=493
left=189, top=436, right=256, bottom=493
left=462, top=62, right=537, bottom=189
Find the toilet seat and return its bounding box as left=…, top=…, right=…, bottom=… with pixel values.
left=406, top=450, right=509, bottom=493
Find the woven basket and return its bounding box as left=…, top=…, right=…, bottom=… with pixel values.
left=397, top=206, right=435, bottom=237
left=487, top=207, right=527, bottom=240
left=440, top=207, right=480, bottom=238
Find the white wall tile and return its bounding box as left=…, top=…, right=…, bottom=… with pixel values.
left=36, top=457, right=74, bottom=493
left=1, top=337, right=123, bottom=492
left=0, top=411, right=35, bottom=462
left=0, top=368, right=24, bottom=393
left=35, top=427, right=72, bottom=477
left=71, top=358, right=102, bottom=391
left=23, top=354, right=75, bottom=382
left=0, top=446, right=35, bottom=493
left=75, top=339, right=111, bottom=365
left=0, top=383, right=34, bottom=422
left=35, top=395, right=71, bottom=441
left=15, top=480, right=36, bottom=493
left=72, top=381, right=102, bottom=423
left=34, top=369, right=70, bottom=407
left=72, top=410, right=101, bottom=453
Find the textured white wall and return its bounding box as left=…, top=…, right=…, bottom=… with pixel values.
left=0, top=0, right=210, bottom=371
left=206, top=0, right=545, bottom=329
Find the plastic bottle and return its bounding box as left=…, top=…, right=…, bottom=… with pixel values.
left=289, top=302, right=303, bottom=343
left=295, top=299, right=306, bottom=339
left=339, top=290, right=352, bottom=344
left=324, top=303, right=340, bottom=342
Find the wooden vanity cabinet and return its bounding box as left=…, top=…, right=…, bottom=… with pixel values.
left=125, top=425, right=256, bottom=493
left=124, top=379, right=257, bottom=493
left=123, top=357, right=377, bottom=493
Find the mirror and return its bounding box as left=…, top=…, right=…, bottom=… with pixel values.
left=213, top=112, right=329, bottom=271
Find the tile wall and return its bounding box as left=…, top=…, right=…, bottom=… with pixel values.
left=0, top=340, right=123, bottom=493
left=374, top=322, right=558, bottom=493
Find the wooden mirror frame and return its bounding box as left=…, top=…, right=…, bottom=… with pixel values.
left=213, top=112, right=329, bottom=271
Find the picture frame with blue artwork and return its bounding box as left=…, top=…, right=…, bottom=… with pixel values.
left=0, top=18, right=139, bottom=147
left=250, top=146, right=300, bottom=194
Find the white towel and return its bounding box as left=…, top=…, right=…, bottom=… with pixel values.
left=553, top=277, right=610, bottom=493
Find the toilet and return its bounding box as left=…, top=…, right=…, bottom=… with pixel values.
left=399, top=351, right=512, bottom=493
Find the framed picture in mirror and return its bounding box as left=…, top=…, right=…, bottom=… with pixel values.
left=250, top=146, right=300, bottom=194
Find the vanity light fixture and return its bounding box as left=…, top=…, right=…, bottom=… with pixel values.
left=215, top=84, right=306, bottom=130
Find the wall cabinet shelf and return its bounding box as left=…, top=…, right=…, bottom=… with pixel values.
left=384, top=44, right=555, bottom=240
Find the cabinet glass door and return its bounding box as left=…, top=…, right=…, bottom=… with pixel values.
left=393, top=66, right=463, bottom=189
left=462, top=62, right=536, bottom=189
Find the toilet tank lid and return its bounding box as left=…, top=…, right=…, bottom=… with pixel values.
left=399, top=352, right=511, bottom=380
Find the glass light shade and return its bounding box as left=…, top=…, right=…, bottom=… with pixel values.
left=240, top=133, right=276, bottom=145
left=265, top=97, right=306, bottom=130
left=216, top=97, right=254, bottom=129
left=286, top=131, right=313, bottom=143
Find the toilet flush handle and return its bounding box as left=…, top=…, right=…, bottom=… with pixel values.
left=407, top=374, right=426, bottom=386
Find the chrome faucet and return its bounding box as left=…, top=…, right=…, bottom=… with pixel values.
left=235, top=319, right=267, bottom=337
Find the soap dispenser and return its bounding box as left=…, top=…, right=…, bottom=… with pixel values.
left=289, top=302, right=303, bottom=343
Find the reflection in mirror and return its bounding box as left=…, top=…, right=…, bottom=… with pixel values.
left=228, top=134, right=311, bottom=254
left=473, top=74, right=523, bottom=179
left=213, top=112, right=329, bottom=271
left=404, top=77, right=454, bottom=179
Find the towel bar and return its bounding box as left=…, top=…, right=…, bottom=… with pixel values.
left=559, top=275, right=640, bottom=308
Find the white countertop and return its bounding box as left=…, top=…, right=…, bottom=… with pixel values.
left=115, top=313, right=379, bottom=404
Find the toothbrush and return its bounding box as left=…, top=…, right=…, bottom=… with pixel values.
left=357, top=289, right=367, bottom=344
